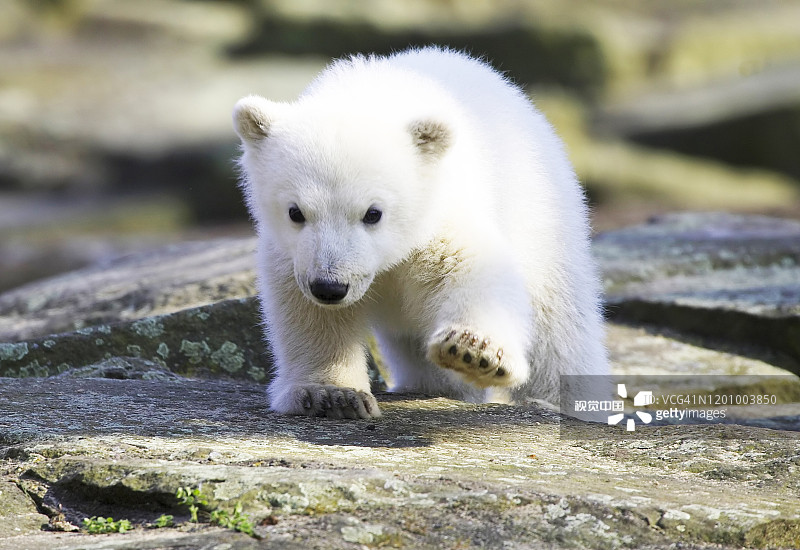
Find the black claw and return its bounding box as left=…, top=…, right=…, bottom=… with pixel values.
left=448, top=345, right=458, bottom=356
left=445, top=330, right=457, bottom=341
left=479, top=358, right=489, bottom=368
left=301, top=389, right=312, bottom=410
left=463, top=352, right=472, bottom=363
left=364, top=399, right=380, bottom=416
left=495, top=367, right=506, bottom=377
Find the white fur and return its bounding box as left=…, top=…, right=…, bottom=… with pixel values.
left=233, top=47, right=608, bottom=419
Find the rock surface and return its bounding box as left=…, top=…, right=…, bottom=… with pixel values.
left=2, top=380, right=800, bottom=550
left=0, top=237, right=257, bottom=342
left=1, top=213, right=800, bottom=548
left=3, top=212, right=798, bottom=376
left=600, top=212, right=800, bottom=372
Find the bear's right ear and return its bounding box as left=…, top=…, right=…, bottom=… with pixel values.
left=408, top=119, right=452, bottom=160
left=232, top=95, right=285, bottom=144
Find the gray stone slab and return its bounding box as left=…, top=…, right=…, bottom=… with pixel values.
left=1, top=378, right=799, bottom=549
left=598, top=212, right=800, bottom=370
left=0, top=237, right=257, bottom=342
left=0, top=298, right=271, bottom=382
left=0, top=213, right=799, bottom=547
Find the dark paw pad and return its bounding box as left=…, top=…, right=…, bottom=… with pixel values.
left=428, top=327, right=515, bottom=388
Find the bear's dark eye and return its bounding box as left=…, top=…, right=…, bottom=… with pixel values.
left=288, top=205, right=305, bottom=223
left=362, top=207, right=382, bottom=225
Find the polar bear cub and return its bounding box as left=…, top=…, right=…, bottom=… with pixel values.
left=233, top=47, right=608, bottom=419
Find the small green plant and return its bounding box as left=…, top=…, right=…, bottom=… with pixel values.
left=176, top=486, right=208, bottom=523
left=152, top=514, right=174, bottom=528
left=210, top=501, right=255, bottom=536
left=174, top=486, right=257, bottom=538
left=82, top=516, right=132, bottom=534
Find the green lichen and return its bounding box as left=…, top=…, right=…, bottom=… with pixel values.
left=156, top=342, right=170, bottom=359
left=18, top=360, right=50, bottom=377
left=248, top=365, right=267, bottom=382
left=211, top=341, right=245, bottom=373
left=180, top=340, right=211, bottom=365
left=341, top=522, right=395, bottom=545
left=1, top=298, right=272, bottom=381
left=260, top=491, right=313, bottom=513
left=190, top=310, right=210, bottom=321
left=132, top=318, right=165, bottom=338
left=0, top=342, right=29, bottom=361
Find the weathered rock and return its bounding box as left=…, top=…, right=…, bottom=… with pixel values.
left=1, top=212, right=798, bottom=397
left=1, top=213, right=800, bottom=547
left=0, top=298, right=271, bottom=382
left=0, top=480, right=49, bottom=539
left=1, top=379, right=799, bottom=549
left=0, top=192, right=197, bottom=294
left=0, top=238, right=391, bottom=388
left=599, top=212, right=800, bottom=372
left=595, top=64, right=800, bottom=181
left=0, top=237, right=256, bottom=342
left=605, top=323, right=800, bottom=430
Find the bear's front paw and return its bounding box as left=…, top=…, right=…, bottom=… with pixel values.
left=427, top=326, right=527, bottom=389
left=272, top=384, right=382, bottom=419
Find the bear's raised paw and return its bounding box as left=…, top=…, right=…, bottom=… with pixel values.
left=277, top=384, right=381, bottom=419
left=427, top=327, right=525, bottom=389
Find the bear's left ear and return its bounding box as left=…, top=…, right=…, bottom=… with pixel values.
left=232, top=95, right=286, bottom=144
left=408, top=119, right=452, bottom=159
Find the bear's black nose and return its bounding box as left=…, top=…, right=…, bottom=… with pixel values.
left=309, top=279, right=349, bottom=304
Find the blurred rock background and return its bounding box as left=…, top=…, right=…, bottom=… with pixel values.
left=2, top=0, right=799, bottom=292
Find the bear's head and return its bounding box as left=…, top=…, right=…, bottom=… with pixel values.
left=233, top=94, right=453, bottom=308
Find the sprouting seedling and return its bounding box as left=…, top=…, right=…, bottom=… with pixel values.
left=176, top=486, right=209, bottom=523
left=152, top=514, right=174, bottom=528
left=210, top=501, right=255, bottom=536
left=174, top=486, right=257, bottom=538
left=82, top=516, right=132, bottom=534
